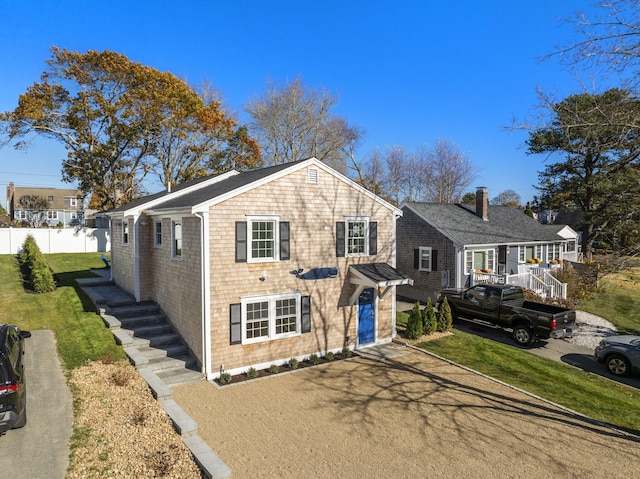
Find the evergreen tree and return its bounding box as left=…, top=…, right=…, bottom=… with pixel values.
left=422, top=298, right=437, bottom=334
left=437, top=297, right=453, bottom=332
left=406, top=302, right=423, bottom=340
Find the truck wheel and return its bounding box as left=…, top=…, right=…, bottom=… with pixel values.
left=606, top=354, right=630, bottom=376
left=513, top=324, right=533, bottom=346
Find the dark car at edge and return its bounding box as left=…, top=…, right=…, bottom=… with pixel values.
left=0, top=324, right=31, bottom=434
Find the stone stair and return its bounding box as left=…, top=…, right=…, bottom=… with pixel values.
left=78, top=273, right=203, bottom=387
left=109, top=301, right=202, bottom=386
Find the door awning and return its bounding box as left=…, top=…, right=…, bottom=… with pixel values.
left=349, top=263, right=414, bottom=305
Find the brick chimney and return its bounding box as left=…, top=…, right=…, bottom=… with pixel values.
left=476, top=186, right=489, bottom=221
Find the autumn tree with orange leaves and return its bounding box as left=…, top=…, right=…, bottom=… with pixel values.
left=0, top=47, right=260, bottom=209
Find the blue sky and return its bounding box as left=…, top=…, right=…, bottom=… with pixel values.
left=0, top=1, right=605, bottom=208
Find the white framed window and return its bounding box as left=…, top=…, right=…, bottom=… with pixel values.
left=548, top=244, right=561, bottom=261
left=172, top=220, right=182, bottom=258
left=465, top=249, right=496, bottom=273
left=418, top=247, right=432, bottom=271
left=519, top=245, right=542, bottom=263
left=154, top=221, right=163, bottom=247
left=122, top=221, right=129, bottom=245
left=247, top=215, right=279, bottom=263
left=47, top=211, right=58, bottom=220
left=18, top=211, right=26, bottom=220
left=346, top=217, right=368, bottom=257
left=70, top=198, right=77, bottom=207
left=71, top=212, right=77, bottom=220
left=241, top=292, right=301, bottom=344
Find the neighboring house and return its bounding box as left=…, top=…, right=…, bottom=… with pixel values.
left=397, top=187, right=576, bottom=302
left=106, top=158, right=412, bottom=380
left=6, top=183, right=84, bottom=227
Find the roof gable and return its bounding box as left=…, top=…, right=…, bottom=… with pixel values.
left=140, top=158, right=402, bottom=216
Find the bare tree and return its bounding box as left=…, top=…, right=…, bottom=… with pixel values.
left=554, top=1, right=640, bottom=87
left=422, top=139, right=476, bottom=203
left=492, top=189, right=522, bottom=207
left=245, top=76, right=363, bottom=173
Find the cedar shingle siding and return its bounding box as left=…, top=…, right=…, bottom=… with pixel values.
left=107, top=159, right=403, bottom=377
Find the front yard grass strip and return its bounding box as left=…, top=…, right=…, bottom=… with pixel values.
left=416, top=330, right=640, bottom=434
left=0, top=253, right=125, bottom=370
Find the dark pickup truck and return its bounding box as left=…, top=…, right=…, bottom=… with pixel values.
left=437, top=284, right=575, bottom=346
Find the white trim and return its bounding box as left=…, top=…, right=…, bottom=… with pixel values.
left=246, top=215, right=280, bottom=263
left=153, top=220, right=163, bottom=248
left=106, top=170, right=239, bottom=218
left=195, top=212, right=212, bottom=380
left=345, top=216, right=369, bottom=257
left=418, top=246, right=433, bottom=271
left=240, top=292, right=302, bottom=345
left=191, top=158, right=402, bottom=216
left=133, top=215, right=141, bottom=302
left=171, top=220, right=183, bottom=259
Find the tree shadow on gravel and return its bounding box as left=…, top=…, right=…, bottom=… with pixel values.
left=304, top=354, right=640, bottom=448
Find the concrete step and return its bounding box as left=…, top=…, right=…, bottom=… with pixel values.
left=156, top=368, right=203, bottom=387
left=129, top=332, right=181, bottom=349
left=146, top=354, right=198, bottom=373
left=109, top=302, right=161, bottom=318
left=136, top=343, right=190, bottom=360
left=119, top=313, right=167, bottom=328
left=128, top=323, right=174, bottom=338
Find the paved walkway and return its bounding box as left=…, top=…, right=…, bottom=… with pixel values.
left=0, top=330, right=72, bottom=479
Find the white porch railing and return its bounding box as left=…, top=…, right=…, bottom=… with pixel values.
left=472, top=268, right=567, bottom=300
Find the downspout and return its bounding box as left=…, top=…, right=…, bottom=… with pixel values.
left=391, top=212, right=401, bottom=339
left=108, top=217, right=113, bottom=282
left=195, top=211, right=212, bottom=380
left=133, top=214, right=141, bottom=302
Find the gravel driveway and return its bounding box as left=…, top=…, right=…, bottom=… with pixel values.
left=173, top=346, right=640, bottom=479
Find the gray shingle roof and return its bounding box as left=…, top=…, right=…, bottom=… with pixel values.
left=405, top=202, right=562, bottom=246
left=107, top=160, right=310, bottom=214
left=153, top=161, right=302, bottom=210
left=350, top=263, right=414, bottom=286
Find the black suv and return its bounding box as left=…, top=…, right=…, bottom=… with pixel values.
left=0, top=324, right=31, bottom=434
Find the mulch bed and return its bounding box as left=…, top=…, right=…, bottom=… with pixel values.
left=215, top=352, right=355, bottom=386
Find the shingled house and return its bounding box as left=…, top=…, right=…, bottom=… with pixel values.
left=397, top=187, right=577, bottom=302
left=106, top=158, right=412, bottom=379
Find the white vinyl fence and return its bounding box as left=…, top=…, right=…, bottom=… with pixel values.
left=0, top=227, right=110, bottom=255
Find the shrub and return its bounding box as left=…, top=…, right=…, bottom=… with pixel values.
left=20, top=236, right=56, bottom=293
left=308, top=354, right=319, bottom=365
left=31, top=257, right=56, bottom=293
left=219, top=373, right=232, bottom=384
left=422, top=298, right=437, bottom=334
left=288, top=358, right=299, bottom=369
left=437, top=296, right=453, bottom=332
left=325, top=352, right=335, bottom=361
left=268, top=364, right=280, bottom=374
left=341, top=347, right=353, bottom=358
left=406, top=301, right=424, bottom=339
left=246, top=367, right=258, bottom=379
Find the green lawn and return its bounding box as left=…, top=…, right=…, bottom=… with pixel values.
left=395, top=268, right=640, bottom=434
left=0, top=253, right=125, bottom=370
left=578, top=268, right=640, bottom=335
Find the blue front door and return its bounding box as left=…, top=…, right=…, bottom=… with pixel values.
left=358, top=288, right=375, bottom=345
